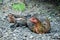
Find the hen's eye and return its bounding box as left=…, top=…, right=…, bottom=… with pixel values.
left=32, top=19, right=34, bottom=20
left=32, top=18, right=35, bottom=20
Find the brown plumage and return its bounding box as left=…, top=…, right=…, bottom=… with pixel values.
left=8, top=14, right=15, bottom=23
left=29, top=17, right=50, bottom=34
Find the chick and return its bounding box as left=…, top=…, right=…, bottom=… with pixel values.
left=7, top=13, right=27, bottom=27
left=7, top=13, right=16, bottom=23
left=28, top=17, right=50, bottom=34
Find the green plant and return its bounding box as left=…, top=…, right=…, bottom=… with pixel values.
left=12, top=2, right=26, bottom=11
left=0, top=0, right=2, bottom=3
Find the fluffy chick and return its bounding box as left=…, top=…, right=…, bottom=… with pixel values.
left=7, top=13, right=27, bottom=27
left=7, top=13, right=15, bottom=23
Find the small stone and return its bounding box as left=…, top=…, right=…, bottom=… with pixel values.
left=13, top=37, right=17, bottom=39
left=52, top=33, right=60, bottom=39
left=29, top=35, right=34, bottom=38
left=23, top=37, right=26, bottom=40
left=48, top=17, right=51, bottom=19
left=13, top=34, right=16, bottom=36
left=3, top=11, right=5, bottom=13
left=4, top=32, right=9, bottom=37
left=39, top=34, right=42, bottom=36
left=25, top=35, right=27, bottom=37
left=54, top=33, right=59, bottom=37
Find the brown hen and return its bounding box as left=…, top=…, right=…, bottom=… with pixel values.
left=29, top=17, right=50, bottom=34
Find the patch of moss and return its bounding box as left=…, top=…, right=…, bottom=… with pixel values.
left=0, top=0, right=2, bottom=3
left=0, top=0, right=2, bottom=2
left=12, top=2, right=26, bottom=11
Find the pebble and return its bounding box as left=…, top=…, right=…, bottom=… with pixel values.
left=29, top=35, right=34, bottom=39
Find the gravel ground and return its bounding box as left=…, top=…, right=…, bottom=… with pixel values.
left=0, top=0, right=60, bottom=40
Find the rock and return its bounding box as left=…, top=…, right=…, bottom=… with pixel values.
left=51, top=33, right=60, bottom=39
left=29, top=35, right=34, bottom=39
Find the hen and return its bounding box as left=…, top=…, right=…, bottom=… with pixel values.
left=27, top=16, right=50, bottom=34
